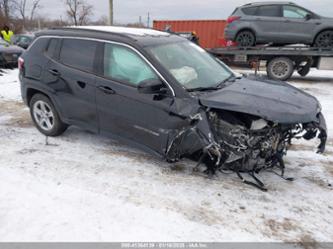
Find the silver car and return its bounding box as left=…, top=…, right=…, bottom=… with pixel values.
left=225, top=1, right=333, bottom=47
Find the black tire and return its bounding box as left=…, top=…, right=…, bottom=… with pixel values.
left=314, top=30, right=333, bottom=48
left=297, top=66, right=311, bottom=77
left=235, top=30, right=256, bottom=47
left=29, top=93, right=68, bottom=136
left=267, top=57, right=294, bottom=81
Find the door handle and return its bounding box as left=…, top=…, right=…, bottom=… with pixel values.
left=98, top=86, right=115, bottom=95
left=48, top=69, right=60, bottom=76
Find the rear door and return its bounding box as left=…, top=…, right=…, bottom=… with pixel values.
left=95, top=42, right=174, bottom=155
left=253, top=5, right=283, bottom=42
left=280, top=5, right=317, bottom=44
left=44, top=38, right=99, bottom=132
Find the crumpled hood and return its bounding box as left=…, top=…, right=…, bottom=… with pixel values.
left=199, top=77, right=320, bottom=124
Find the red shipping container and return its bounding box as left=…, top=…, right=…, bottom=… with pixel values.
left=153, top=20, right=227, bottom=49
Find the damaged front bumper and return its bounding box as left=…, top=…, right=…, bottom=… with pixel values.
left=165, top=107, right=328, bottom=190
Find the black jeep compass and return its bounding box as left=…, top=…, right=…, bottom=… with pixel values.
left=19, top=26, right=327, bottom=190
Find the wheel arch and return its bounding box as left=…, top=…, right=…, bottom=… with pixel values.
left=235, top=28, right=257, bottom=39
left=312, top=28, right=333, bottom=44
left=26, top=87, right=67, bottom=123
left=26, top=88, right=49, bottom=106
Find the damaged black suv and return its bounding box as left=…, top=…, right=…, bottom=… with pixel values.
left=19, top=26, right=327, bottom=189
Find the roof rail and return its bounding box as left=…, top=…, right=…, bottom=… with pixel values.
left=243, top=2, right=295, bottom=6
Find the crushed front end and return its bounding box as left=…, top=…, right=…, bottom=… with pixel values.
left=165, top=106, right=327, bottom=191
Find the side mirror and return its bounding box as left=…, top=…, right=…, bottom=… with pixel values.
left=305, top=14, right=312, bottom=20
left=138, top=78, right=166, bottom=94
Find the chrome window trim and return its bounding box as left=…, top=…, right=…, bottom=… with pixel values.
left=29, top=35, right=176, bottom=97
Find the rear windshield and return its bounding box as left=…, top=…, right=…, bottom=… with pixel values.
left=231, top=8, right=239, bottom=15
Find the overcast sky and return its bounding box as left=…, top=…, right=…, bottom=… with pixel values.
left=39, top=0, right=333, bottom=25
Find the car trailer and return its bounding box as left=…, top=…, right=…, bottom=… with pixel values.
left=209, top=46, right=333, bottom=81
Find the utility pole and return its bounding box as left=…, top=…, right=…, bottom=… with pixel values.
left=109, top=0, right=113, bottom=25
left=147, top=12, right=150, bottom=28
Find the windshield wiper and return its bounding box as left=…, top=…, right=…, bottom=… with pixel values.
left=187, top=86, right=221, bottom=92
left=215, top=74, right=241, bottom=88
left=187, top=74, right=242, bottom=93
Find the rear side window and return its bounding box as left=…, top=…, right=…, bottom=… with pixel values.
left=60, top=39, right=98, bottom=73
left=242, top=7, right=258, bottom=16
left=45, top=38, right=59, bottom=58
left=257, top=5, right=281, bottom=17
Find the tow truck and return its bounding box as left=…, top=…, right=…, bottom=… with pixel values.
left=209, top=45, right=333, bottom=81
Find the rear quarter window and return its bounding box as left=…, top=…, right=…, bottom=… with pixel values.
left=242, top=7, right=258, bottom=16
left=59, top=38, right=98, bottom=73
left=27, top=37, right=49, bottom=54
left=45, top=38, right=60, bottom=59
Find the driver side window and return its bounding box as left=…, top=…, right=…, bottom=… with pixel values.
left=283, top=5, right=309, bottom=19
left=103, top=43, right=159, bottom=86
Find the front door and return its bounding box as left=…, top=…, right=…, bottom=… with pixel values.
left=96, top=42, right=174, bottom=155
left=280, top=5, right=317, bottom=44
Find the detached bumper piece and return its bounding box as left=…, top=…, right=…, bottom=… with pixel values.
left=165, top=108, right=328, bottom=191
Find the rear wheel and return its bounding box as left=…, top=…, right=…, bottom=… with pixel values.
left=267, top=57, right=294, bottom=81
left=314, top=30, right=333, bottom=48
left=30, top=94, right=68, bottom=136
left=235, top=30, right=256, bottom=47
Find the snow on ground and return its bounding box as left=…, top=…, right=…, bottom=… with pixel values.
left=0, top=68, right=332, bottom=242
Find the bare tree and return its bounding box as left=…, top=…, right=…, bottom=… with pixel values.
left=29, top=0, right=41, bottom=21
left=64, top=0, right=93, bottom=26
left=0, top=0, right=17, bottom=21
left=16, top=0, right=41, bottom=29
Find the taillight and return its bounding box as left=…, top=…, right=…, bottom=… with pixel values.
left=227, top=16, right=241, bottom=24
left=18, top=57, right=24, bottom=70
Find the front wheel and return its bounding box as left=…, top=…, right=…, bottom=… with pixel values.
left=267, top=57, right=294, bottom=81
left=235, top=31, right=256, bottom=47
left=30, top=94, right=68, bottom=136
left=314, top=31, right=333, bottom=48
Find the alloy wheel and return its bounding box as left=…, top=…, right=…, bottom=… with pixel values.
left=236, top=31, right=255, bottom=47
left=33, top=100, right=55, bottom=131
left=315, top=31, right=333, bottom=48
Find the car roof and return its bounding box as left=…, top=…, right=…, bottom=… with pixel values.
left=242, top=1, right=296, bottom=7
left=36, top=26, right=183, bottom=47
left=73, top=26, right=170, bottom=37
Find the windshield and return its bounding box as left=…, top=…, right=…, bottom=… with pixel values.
left=146, top=41, right=233, bottom=90
left=18, top=36, right=33, bottom=43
